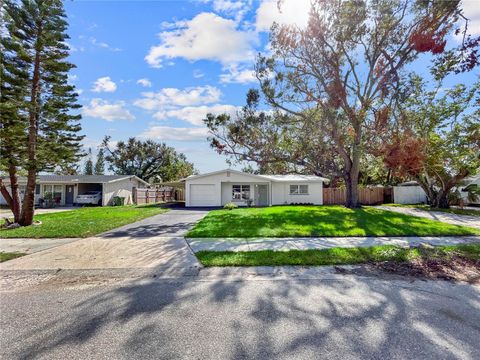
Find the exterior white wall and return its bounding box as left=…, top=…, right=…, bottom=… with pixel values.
left=271, top=182, right=323, bottom=205
left=102, top=178, right=140, bottom=206
left=186, top=171, right=324, bottom=206
left=186, top=171, right=267, bottom=207
left=393, top=186, right=427, bottom=204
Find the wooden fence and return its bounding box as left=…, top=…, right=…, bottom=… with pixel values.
left=133, top=188, right=185, bottom=205
left=323, top=187, right=385, bottom=205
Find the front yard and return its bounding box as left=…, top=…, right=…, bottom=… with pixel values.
left=0, top=204, right=168, bottom=238
left=196, top=243, right=480, bottom=282
left=186, top=205, right=480, bottom=238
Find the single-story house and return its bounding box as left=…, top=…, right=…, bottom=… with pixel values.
left=0, top=175, right=149, bottom=206
left=182, top=169, right=329, bottom=207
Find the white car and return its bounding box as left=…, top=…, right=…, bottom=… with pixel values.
left=75, top=191, right=102, bottom=205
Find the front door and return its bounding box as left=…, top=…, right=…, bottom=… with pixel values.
left=65, top=185, right=74, bottom=205
left=257, top=184, right=269, bottom=206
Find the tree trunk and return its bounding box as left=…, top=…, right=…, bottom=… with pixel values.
left=344, top=143, right=361, bottom=208
left=19, top=46, right=41, bottom=226
left=345, top=171, right=360, bottom=208
left=8, top=164, right=22, bottom=223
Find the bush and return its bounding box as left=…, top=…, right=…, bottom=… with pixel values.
left=223, top=202, right=238, bottom=210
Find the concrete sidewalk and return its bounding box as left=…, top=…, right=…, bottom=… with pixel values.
left=186, top=235, right=480, bottom=252
left=0, top=238, right=81, bottom=255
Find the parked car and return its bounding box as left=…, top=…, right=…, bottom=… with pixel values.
left=75, top=191, right=102, bottom=205
left=460, top=183, right=480, bottom=205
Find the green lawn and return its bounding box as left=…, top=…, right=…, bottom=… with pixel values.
left=0, top=252, right=26, bottom=262
left=0, top=204, right=168, bottom=238
left=196, top=243, right=480, bottom=267
left=384, top=204, right=480, bottom=217
left=186, top=205, right=480, bottom=238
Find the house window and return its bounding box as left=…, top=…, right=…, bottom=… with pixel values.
left=43, top=184, right=63, bottom=204
left=290, top=184, right=308, bottom=195
left=232, top=185, right=250, bottom=200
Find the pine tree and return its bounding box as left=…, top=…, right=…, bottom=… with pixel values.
left=0, top=0, right=84, bottom=225
left=84, top=148, right=93, bottom=175
left=94, top=149, right=105, bottom=175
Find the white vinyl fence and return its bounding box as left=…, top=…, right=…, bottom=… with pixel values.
left=393, top=186, right=427, bottom=204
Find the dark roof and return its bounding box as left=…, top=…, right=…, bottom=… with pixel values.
left=3, top=175, right=148, bottom=185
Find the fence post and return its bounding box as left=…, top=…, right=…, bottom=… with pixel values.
left=133, top=188, right=137, bottom=205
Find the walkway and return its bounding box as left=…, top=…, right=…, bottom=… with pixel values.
left=376, top=205, right=480, bottom=229
left=0, top=209, right=209, bottom=272
left=186, top=235, right=480, bottom=252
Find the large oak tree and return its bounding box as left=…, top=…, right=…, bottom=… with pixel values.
left=207, top=0, right=466, bottom=207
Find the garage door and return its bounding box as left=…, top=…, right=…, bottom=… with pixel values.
left=190, top=184, right=216, bottom=206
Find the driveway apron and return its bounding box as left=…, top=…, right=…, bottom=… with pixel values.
left=376, top=206, right=480, bottom=229
left=0, top=209, right=209, bottom=272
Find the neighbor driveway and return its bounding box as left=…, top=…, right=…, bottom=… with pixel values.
left=376, top=205, right=480, bottom=229
left=0, top=208, right=209, bottom=273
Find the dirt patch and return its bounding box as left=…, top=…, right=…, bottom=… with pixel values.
left=373, top=255, right=480, bottom=284
left=334, top=254, right=480, bottom=284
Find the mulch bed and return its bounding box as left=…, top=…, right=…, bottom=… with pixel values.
left=373, top=255, right=480, bottom=284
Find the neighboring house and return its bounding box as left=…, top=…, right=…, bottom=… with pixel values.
left=0, top=175, right=149, bottom=207
left=182, top=169, right=328, bottom=207
left=393, top=182, right=427, bottom=204
left=459, top=174, right=480, bottom=205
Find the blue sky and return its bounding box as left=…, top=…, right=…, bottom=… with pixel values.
left=64, top=0, right=480, bottom=174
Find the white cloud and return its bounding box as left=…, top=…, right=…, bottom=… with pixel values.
left=220, top=64, right=256, bottom=84
left=210, top=0, right=252, bottom=21
left=134, top=85, right=222, bottom=110
left=139, top=126, right=210, bottom=141
left=83, top=99, right=135, bottom=121
left=137, top=78, right=152, bottom=87
left=145, top=12, right=258, bottom=67
left=89, top=37, right=122, bottom=52
left=154, top=104, right=240, bottom=126
left=193, top=69, right=205, bottom=78
left=91, top=76, right=117, bottom=93
left=256, top=0, right=312, bottom=32
left=460, top=0, right=480, bottom=36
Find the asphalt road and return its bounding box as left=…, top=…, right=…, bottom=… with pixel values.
left=1, top=273, right=479, bottom=360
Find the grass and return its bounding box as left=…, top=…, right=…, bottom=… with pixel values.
left=0, top=252, right=26, bottom=262
left=384, top=204, right=480, bottom=217
left=196, top=243, right=480, bottom=267
left=186, top=205, right=480, bottom=238
left=0, top=203, right=168, bottom=238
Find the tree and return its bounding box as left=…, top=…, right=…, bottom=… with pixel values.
left=84, top=148, right=93, bottom=175
left=101, top=136, right=195, bottom=183
left=207, top=0, right=466, bottom=207
left=382, top=76, right=479, bottom=208
left=0, top=0, right=83, bottom=225
left=94, top=148, right=105, bottom=175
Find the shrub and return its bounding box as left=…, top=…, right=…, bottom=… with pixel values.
left=223, top=202, right=238, bottom=210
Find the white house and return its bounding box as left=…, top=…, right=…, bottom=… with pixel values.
left=0, top=175, right=149, bottom=206
left=183, top=169, right=328, bottom=207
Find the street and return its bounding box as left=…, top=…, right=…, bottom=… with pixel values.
left=1, top=270, right=479, bottom=360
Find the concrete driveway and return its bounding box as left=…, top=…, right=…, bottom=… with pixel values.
left=376, top=206, right=480, bottom=229
left=0, top=208, right=209, bottom=272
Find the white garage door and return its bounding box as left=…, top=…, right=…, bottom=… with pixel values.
left=190, top=184, right=216, bottom=206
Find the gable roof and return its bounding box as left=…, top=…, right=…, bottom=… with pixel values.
left=2, top=175, right=149, bottom=186
left=182, top=169, right=329, bottom=183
